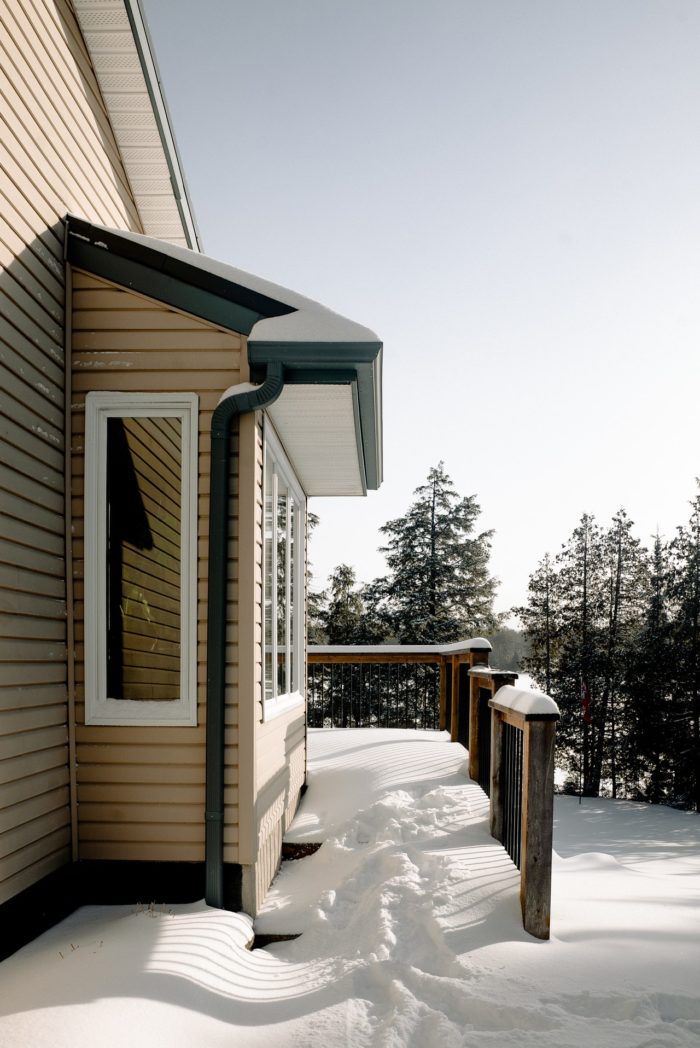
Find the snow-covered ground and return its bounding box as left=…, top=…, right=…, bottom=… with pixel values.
left=1, top=728, right=699, bottom=1047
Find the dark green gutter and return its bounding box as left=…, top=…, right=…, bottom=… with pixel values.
left=65, top=217, right=295, bottom=334
left=205, top=363, right=285, bottom=908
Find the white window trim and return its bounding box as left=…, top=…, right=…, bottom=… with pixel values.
left=262, top=419, right=306, bottom=721
left=84, top=392, right=198, bottom=726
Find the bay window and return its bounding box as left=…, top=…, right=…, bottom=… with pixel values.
left=263, top=423, right=305, bottom=716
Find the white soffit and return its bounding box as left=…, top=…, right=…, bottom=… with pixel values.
left=267, top=386, right=364, bottom=497
left=72, top=0, right=197, bottom=248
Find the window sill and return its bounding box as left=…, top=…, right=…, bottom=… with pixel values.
left=263, top=690, right=305, bottom=722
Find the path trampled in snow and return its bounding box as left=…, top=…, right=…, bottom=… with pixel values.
left=1, top=728, right=699, bottom=1047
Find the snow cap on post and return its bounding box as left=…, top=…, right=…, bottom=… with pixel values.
left=490, top=685, right=560, bottom=719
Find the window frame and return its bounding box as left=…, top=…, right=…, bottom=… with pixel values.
left=262, top=420, right=306, bottom=721
left=84, top=392, right=198, bottom=726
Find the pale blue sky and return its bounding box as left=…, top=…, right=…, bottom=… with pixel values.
left=143, top=0, right=700, bottom=615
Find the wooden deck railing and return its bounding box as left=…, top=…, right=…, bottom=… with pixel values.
left=307, top=638, right=492, bottom=731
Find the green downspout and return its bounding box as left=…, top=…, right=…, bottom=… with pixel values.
left=205, top=362, right=285, bottom=908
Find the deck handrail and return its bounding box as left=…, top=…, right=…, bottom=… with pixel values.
left=308, top=637, right=492, bottom=658
left=307, top=639, right=493, bottom=734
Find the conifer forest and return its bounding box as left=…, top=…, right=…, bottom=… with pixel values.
left=517, top=489, right=700, bottom=812
left=310, top=466, right=700, bottom=812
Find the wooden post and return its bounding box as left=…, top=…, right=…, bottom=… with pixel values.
left=468, top=671, right=481, bottom=781
left=439, top=656, right=447, bottom=731
left=450, top=656, right=461, bottom=742
left=489, top=707, right=505, bottom=842
left=520, top=718, right=557, bottom=940
left=466, top=666, right=512, bottom=783
left=488, top=685, right=559, bottom=941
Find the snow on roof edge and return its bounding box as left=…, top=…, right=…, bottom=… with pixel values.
left=73, top=221, right=380, bottom=345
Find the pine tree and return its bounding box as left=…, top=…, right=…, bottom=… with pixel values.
left=552, top=514, right=607, bottom=794
left=517, top=495, right=700, bottom=806
left=519, top=513, right=649, bottom=797
left=594, top=511, right=649, bottom=798
left=668, top=485, right=700, bottom=811
left=625, top=533, right=674, bottom=803
left=306, top=512, right=327, bottom=643
left=321, top=564, right=365, bottom=644
left=377, top=463, right=498, bottom=643
left=517, top=553, right=558, bottom=695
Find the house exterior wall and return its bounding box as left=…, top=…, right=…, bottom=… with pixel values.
left=69, top=269, right=244, bottom=863
left=0, top=0, right=142, bottom=905
left=70, top=273, right=306, bottom=911
left=2, top=0, right=317, bottom=922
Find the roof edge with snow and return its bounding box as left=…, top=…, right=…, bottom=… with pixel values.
left=65, top=217, right=383, bottom=492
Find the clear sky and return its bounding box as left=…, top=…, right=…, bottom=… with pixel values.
left=142, top=0, right=700, bottom=617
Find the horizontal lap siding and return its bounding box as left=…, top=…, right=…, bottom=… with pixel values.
left=71, top=270, right=243, bottom=862
left=0, top=0, right=141, bottom=903
left=254, top=708, right=306, bottom=908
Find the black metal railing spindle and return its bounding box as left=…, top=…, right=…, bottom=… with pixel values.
left=502, top=721, right=524, bottom=869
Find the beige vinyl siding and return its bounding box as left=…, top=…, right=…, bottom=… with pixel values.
left=0, top=0, right=141, bottom=231
left=0, top=0, right=144, bottom=903
left=71, top=269, right=243, bottom=862
left=252, top=708, right=306, bottom=910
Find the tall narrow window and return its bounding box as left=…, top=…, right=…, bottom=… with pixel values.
left=84, top=393, right=197, bottom=725
left=262, top=423, right=305, bottom=717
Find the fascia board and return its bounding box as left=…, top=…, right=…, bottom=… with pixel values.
left=123, top=0, right=201, bottom=249
left=65, top=217, right=295, bottom=332
left=248, top=341, right=382, bottom=366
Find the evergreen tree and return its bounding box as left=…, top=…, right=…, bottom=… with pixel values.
left=520, top=513, right=649, bottom=797
left=356, top=579, right=393, bottom=643
left=486, top=628, right=530, bottom=672
left=594, top=511, right=649, bottom=798
left=625, top=533, right=674, bottom=803
left=309, top=565, right=392, bottom=645
left=321, top=564, right=365, bottom=644
left=517, top=553, right=558, bottom=695
left=377, top=463, right=498, bottom=643
left=307, top=587, right=327, bottom=644
left=668, top=485, right=700, bottom=811
left=552, top=514, right=607, bottom=795
left=306, top=512, right=327, bottom=643
left=518, top=493, right=700, bottom=807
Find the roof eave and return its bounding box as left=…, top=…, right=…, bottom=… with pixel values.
left=249, top=341, right=383, bottom=491
left=71, top=0, right=200, bottom=250
left=64, top=218, right=384, bottom=492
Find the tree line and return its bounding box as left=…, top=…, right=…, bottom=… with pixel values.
left=517, top=491, right=700, bottom=811
left=309, top=463, right=699, bottom=812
